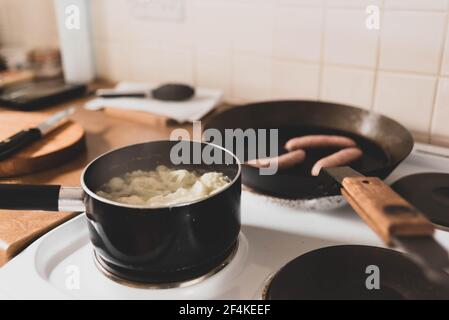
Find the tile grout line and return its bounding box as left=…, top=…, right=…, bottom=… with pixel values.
left=317, top=1, right=327, bottom=101
left=189, top=1, right=199, bottom=88
left=370, top=0, right=385, bottom=112
left=429, top=10, right=449, bottom=145
left=270, top=0, right=276, bottom=100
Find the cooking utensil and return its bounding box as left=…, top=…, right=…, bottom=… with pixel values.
left=264, top=246, right=449, bottom=300
left=0, top=107, right=75, bottom=161
left=322, top=166, right=449, bottom=287
left=204, top=101, right=414, bottom=200
left=392, top=173, right=449, bottom=231
left=0, top=81, right=87, bottom=110
left=205, top=101, right=449, bottom=285
left=0, top=140, right=242, bottom=285
left=96, top=83, right=196, bottom=102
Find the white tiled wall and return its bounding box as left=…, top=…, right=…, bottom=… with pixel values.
left=0, top=0, right=59, bottom=49
left=1, top=0, right=449, bottom=146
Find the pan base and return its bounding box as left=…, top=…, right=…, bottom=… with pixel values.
left=243, top=186, right=347, bottom=211
left=392, top=173, right=449, bottom=231
left=93, top=240, right=239, bottom=289
left=263, top=245, right=449, bottom=300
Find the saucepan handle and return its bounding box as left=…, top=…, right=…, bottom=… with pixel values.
left=340, top=176, right=435, bottom=245
left=0, top=184, right=85, bottom=212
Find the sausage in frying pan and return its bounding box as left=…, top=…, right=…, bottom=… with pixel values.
left=311, top=147, right=363, bottom=176
left=285, top=135, right=357, bottom=152
left=246, top=150, right=306, bottom=170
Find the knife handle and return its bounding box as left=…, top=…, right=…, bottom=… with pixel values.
left=95, top=89, right=148, bottom=99
left=340, top=176, right=435, bottom=246
left=97, top=93, right=147, bottom=98
left=0, top=128, right=42, bottom=161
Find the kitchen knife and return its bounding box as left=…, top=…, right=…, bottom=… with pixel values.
left=322, top=166, right=449, bottom=288
left=95, top=89, right=149, bottom=99
left=0, top=107, right=75, bottom=161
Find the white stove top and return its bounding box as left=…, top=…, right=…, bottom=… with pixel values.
left=1, top=143, right=449, bottom=300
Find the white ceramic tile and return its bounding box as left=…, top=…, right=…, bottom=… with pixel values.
left=272, top=60, right=320, bottom=100
left=192, top=0, right=234, bottom=52
left=274, top=6, right=323, bottom=62
left=6, top=0, right=58, bottom=49
left=91, top=0, right=130, bottom=42
left=379, top=12, right=446, bottom=74
left=324, top=9, right=379, bottom=68
left=95, top=42, right=131, bottom=82
left=232, top=55, right=273, bottom=102
left=373, top=72, right=436, bottom=138
left=93, top=41, right=108, bottom=80
left=326, top=0, right=383, bottom=8
left=196, top=50, right=232, bottom=98
left=320, top=66, right=375, bottom=109
left=126, top=0, right=194, bottom=49
left=278, top=0, right=324, bottom=7
left=231, top=3, right=274, bottom=55
left=159, top=46, right=195, bottom=85
left=384, top=0, right=449, bottom=11
left=1, top=0, right=27, bottom=46
left=0, top=0, right=10, bottom=44
left=431, top=78, right=449, bottom=144
left=440, top=24, right=449, bottom=76
left=127, top=45, right=163, bottom=84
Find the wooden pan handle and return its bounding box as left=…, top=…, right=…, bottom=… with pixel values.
left=340, top=176, right=435, bottom=246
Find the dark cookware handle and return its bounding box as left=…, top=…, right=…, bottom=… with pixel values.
left=0, top=184, right=85, bottom=212
left=98, top=93, right=147, bottom=99
left=0, top=128, right=42, bottom=161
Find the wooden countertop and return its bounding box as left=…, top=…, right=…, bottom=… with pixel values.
left=0, top=85, right=229, bottom=266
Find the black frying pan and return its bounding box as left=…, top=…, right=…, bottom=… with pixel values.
left=205, top=101, right=414, bottom=199
left=205, top=102, right=449, bottom=286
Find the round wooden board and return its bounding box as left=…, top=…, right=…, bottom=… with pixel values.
left=0, top=112, right=85, bottom=178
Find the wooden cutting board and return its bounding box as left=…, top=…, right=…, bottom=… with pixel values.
left=0, top=211, right=79, bottom=266
left=0, top=112, right=86, bottom=178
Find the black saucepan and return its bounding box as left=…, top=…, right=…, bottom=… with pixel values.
left=205, top=101, right=414, bottom=200
left=0, top=141, right=241, bottom=285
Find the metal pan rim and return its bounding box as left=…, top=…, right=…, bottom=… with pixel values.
left=80, top=140, right=242, bottom=211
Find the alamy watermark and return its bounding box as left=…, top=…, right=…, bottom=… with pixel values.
left=169, top=121, right=279, bottom=176
left=64, top=5, right=81, bottom=30
left=65, top=265, right=81, bottom=290
left=366, top=5, right=380, bottom=30
left=365, top=265, right=380, bottom=290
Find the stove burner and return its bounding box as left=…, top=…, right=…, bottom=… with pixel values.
left=93, top=240, right=239, bottom=289
left=392, top=173, right=449, bottom=231
left=263, top=246, right=449, bottom=300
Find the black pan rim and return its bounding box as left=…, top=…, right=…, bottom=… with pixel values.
left=205, top=100, right=414, bottom=198
left=80, top=140, right=242, bottom=210
left=263, top=244, right=440, bottom=300
left=211, top=99, right=414, bottom=151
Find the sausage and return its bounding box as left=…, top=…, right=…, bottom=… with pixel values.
left=311, top=147, right=363, bottom=176
left=246, top=150, right=306, bottom=170
left=285, top=135, right=357, bottom=152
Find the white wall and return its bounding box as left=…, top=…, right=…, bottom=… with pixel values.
left=2, top=0, right=449, bottom=146
left=0, top=0, right=59, bottom=49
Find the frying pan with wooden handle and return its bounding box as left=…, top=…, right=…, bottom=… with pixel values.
left=205, top=101, right=449, bottom=286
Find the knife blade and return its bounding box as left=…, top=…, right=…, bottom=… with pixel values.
left=322, top=166, right=449, bottom=288
left=0, top=107, right=75, bottom=161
